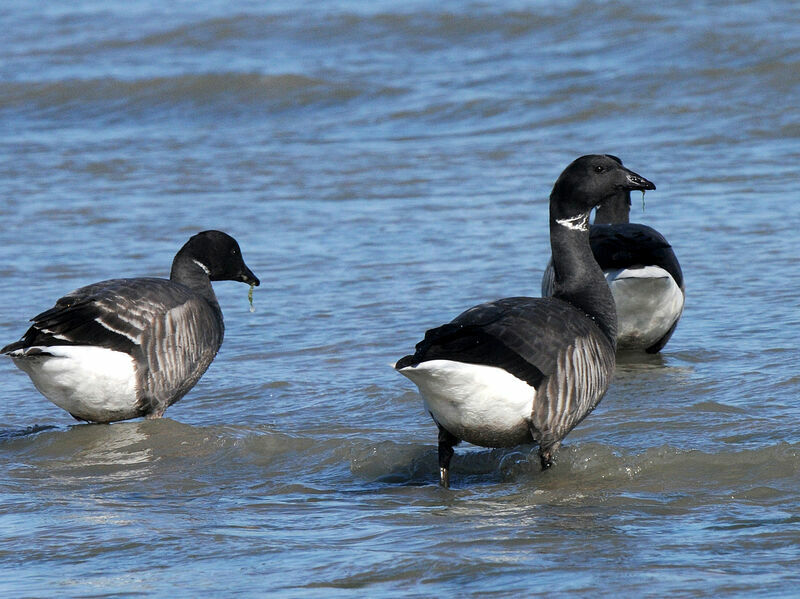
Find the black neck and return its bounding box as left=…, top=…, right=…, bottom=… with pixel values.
left=170, top=252, right=220, bottom=311
left=594, top=191, right=631, bottom=225
left=548, top=208, right=617, bottom=345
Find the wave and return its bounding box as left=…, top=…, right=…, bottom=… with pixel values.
left=0, top=72, right=402, bottom=121
left=4, top=416, right=799, bottom=502
left=347, top=438, right=800, bottom=494
left=33, top=10, right=561, bottom=55
left=0, top=424, right=58, bottom=441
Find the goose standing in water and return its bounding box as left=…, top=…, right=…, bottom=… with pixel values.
left=2, top=230, right=259, bottom=423
left=541, top=156, right=683, bottom=352
left=396, top=155, right=655, bottom=487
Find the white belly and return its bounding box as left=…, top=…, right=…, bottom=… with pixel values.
left=397, top=359, right=535, bottom=447
left=605, top=266, right=685, bottom=349
left=9, top=345, right=139, bottom=422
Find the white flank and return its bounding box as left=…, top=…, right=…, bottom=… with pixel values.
left=9, top=346, right=138, bottom=422
left=556, top=214, right=589, bottom=231
left=605, top=266, right=685, bottom=348
left=397, top=360, right=535, bottom=447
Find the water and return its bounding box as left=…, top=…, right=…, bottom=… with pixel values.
left=1, top=0, right=799, bottom=596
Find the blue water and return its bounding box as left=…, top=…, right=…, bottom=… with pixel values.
left=1, top=1, right=799, bottom=596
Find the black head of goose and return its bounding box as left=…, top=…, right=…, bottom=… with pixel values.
left=541, top=156, right=684, bottom=353
left=396, top=155, right=655, bottom=487
left=2, top=230, right=259, bottom=423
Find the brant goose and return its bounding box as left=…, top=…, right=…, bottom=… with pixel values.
left=541, top=156, right=683, bottom=353
left=2, top=231, right=259, bottom=423
left=396, top=155, right=655, bottom=487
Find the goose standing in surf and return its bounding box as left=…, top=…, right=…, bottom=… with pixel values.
left=2, top=230, right=259, bottom=424
left=542, top=156, right=683, bottom=352
left=396, top=155, right=656, bottom=487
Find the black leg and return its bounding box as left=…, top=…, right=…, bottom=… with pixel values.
left=539, top=450, right=553, bottom=470
left=538, top=441, right=560, bottom=471
left=437, top=425, right=459, bottom=488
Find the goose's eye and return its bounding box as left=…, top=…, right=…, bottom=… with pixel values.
left=594, top=165, right=604, bottom=173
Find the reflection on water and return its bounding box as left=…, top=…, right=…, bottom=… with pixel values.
left=615, top=350, right=666, bottom=371
left=64, top=422, right=154, bottom=470
left=4, top=421, right=156, bottom=486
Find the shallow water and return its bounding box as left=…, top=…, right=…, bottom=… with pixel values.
left=1, top=1, right=800, bottom=596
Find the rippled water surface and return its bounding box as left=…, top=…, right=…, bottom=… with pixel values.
left=2, top=1, right=800, bottom=596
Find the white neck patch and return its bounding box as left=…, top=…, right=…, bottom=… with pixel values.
left=556, top=213, right=589, bottom=231
left=192, top=259, right=211, bottom=275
